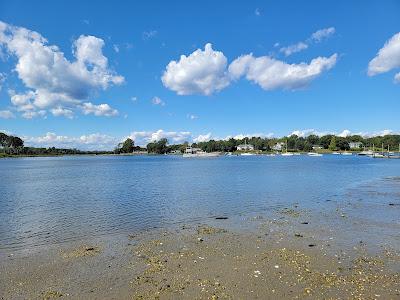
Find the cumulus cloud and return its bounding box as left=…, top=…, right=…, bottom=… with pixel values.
left=81, top=102, right=119, bottom=117
left=50, top=107, right=74, bottom=119
left=0, top=21, right=122, bottom=118
left=161, top=43, right=230, bottom=95
left=280, top=42, right=308, bottom=56
left=0, top=110, right=15, bottom=119
left=229, top=53, right=337, bottom=90
left=338, top=129, right=351, bottom=137
left=23, top=132, right=119, bottom=150
left=310, top=27, right=336, bottom=43
left=224, top=133, right=275, bottom=140
left=368, top=32, right=400, bottom=82
left=193, top=133, right=212, bottom=143
left=163, top=42, right=337, bottom=95
left=128, top=129, right=191, bottom=145
left=291, top=128, right=398, bottom=138
left=151, top=96, right=165, bottom=106
left=290, top=129, right=333, bottom=137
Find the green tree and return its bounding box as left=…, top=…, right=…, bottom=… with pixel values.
left=329, top=136, right=337, bottom=151
left=121, top=138, right=134, bottom=153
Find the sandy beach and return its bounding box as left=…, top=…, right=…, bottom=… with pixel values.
left=2, top=203, right=399, bottom=300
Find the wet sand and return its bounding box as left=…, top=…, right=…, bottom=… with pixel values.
left=1, top=205, right=400, bottom=300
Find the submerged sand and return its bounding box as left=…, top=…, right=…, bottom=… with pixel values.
left=1, top=206, right=400, bottom=299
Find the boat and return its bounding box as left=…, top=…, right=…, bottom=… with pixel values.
left=281, top=152, right=294, bottom=156
left=308, top=152, right=323, bottom=157
left=183, top=147, right=221, bottom=158
left=341, top=152, right=352, bottom=156
left=332, top=152, right=340, bottom=155
left=241, top=152, right=255, bottom=156
left=358, top=150, right=374, bottom=156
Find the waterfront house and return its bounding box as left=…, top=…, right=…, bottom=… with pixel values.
left=272, top=142, right=285, bottom=151
left=236, top=143, right=254, bottom=151
left=185, top=146, right=203, bottom=154
left=349, top=142, right=363, bottom=149
left=312, top=145, right=323, bottom=150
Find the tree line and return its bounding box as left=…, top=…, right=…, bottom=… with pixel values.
left=0, top=132, right=112, bottom=157
left=139, top=134, right=400, bottom=154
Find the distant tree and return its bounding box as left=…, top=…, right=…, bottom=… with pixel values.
left=329, top=136, right=337, bottom=151
left=121, top=138, right=134, bottom=153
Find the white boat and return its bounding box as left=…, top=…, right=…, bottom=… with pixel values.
left=341, top=152, right=352, bottom=156
left=308, top=152, right=323, bottom=157
left=183, top=147, right=221, bottom=158
left=281, top=152, right=294, bottom=156
left=241, top=152, right=255, bottom=156
left=332, top=152, right=340, bottom=155
left=358, top=150, right=373, bottom=156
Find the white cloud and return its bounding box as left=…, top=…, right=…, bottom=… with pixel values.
left=21, top=110, right=46, bottom=119
left=279, top=27, right=335, bottom=57
left=255, top=8, right=261, bottom=16
left=229, top=53, right=337, bottom=90
left=291, top=129, right=398, bottom=138
left=162, top=43, right=230, bottom=95
left=81, top=102, right=119, bottom=117
left=225, top=133, right=274, bottom=140
left=310, top=27, right=336, bottom=43
left=113, top=44, right=120, bottom=53
left=0, top=21, right=123, bottom=118
left=193, top=133, right=212, bottom=143
left=280, top=42, right=308, bottom=56
left=131, top=96, right=138, bottom=102
left=395, top=72, right=400, bottom=83
left=151, top=96, right=165, bottom=106
left=142, top=30, right=157, bottom=40
left=290, top=129, right=333, bottom=137
left=187, top=114, right=198, bottom=120
left=0, top=72, right=5, bottom=91
left=368, top=32, right=400, bottom=81
left=51, top=107, right=74, bottom=119
left=128, top=129, right=191, bottom=145
left=338, top=129, right=351, bottom=137
left=24, top=132, right=119, bottom=150
left=0, top=110, right=15, bottom=119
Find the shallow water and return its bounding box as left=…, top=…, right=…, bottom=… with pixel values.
left=0, top=154, right=399, bottom=251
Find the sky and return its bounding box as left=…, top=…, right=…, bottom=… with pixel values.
left=0, top=0, right=400, bottom=149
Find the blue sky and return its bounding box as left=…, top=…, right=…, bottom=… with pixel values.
left=0, top=0, right=400, bottom=149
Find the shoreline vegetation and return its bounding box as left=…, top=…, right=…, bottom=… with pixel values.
left=2, top=132, right=400, bottom=158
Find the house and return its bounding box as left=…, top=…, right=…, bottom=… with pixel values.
left=185, top=147, right=203, bottom=154
left=236, top=144, right=254, bottom=151
left=349, top=142, right=363, bottom=149
left=272, top=142, right=285, bottom=151
left=312, top=145, right=323, bottom=150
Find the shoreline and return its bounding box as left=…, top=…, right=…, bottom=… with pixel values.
left=2, top=205, right=399, bottom=299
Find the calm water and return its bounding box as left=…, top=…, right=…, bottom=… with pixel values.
left=1, top=155, right=400, bottom=251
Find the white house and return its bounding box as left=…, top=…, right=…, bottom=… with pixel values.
left=185, top=147, right=203, bottom=154
left=272, top=142, right=285, bottom=151
left=236, top=144, right=254, bottom=151
left=349, top=142, right=363, bottom=149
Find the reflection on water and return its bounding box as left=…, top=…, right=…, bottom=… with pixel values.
left=0, top=155, right=399, bottom=251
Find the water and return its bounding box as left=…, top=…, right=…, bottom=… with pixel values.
left=1, top=155, right=400, bottom=251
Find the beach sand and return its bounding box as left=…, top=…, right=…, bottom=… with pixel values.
left=1, top=205, right=400, bottom=300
